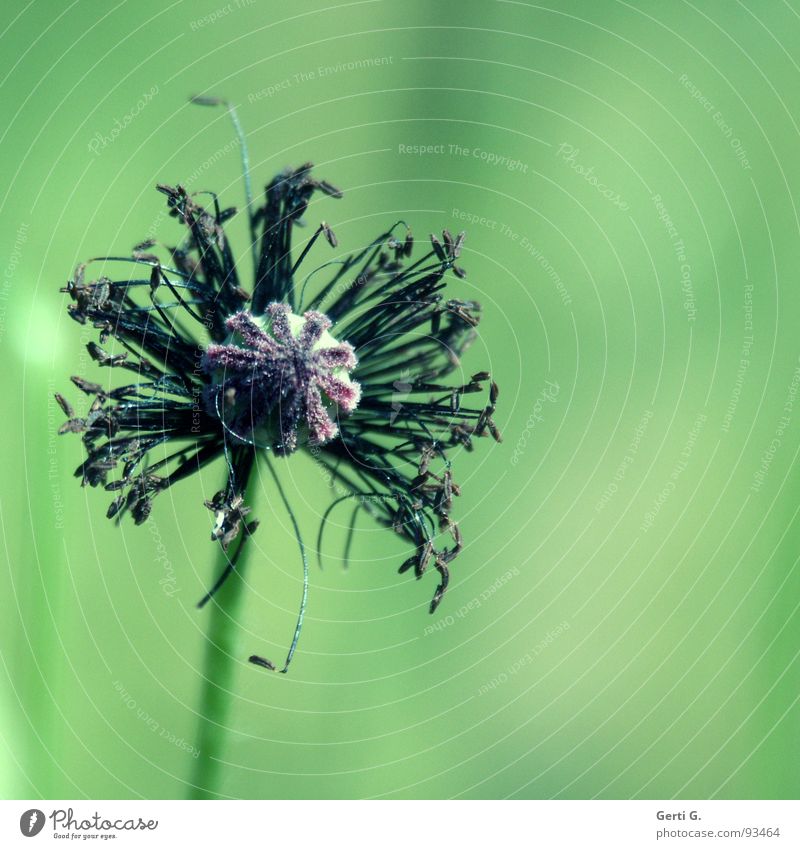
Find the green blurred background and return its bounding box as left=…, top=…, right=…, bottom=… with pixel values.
left=2, top=0, right=799, bottom=799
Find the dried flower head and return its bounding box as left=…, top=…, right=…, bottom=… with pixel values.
left=57, top=100, right=501, bottom=671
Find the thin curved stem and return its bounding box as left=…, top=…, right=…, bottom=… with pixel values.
left=264, top=456, right=308, bottom=673
left=188, top=529, right=254, bottom=799
left=189, top=96, right=256, bottom=273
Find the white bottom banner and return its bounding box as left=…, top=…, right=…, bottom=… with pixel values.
left=1, top=799, right=797, bottom=847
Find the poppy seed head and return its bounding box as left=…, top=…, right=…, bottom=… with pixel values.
left=57, top=129, right=501, bottom=669
left=202, top=302, right=361, bottom=453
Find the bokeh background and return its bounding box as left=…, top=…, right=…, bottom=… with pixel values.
left=2, top=0, right=799, bottom=800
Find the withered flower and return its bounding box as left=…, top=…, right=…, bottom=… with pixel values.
left=57, top=103, right=501, bottom=671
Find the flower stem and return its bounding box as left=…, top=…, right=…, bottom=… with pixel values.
left=188, top=536, right=253, bottom=799
left=264, top=455, right=309, bottom=674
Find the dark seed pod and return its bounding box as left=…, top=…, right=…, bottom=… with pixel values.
left=54, top=393, right=74, bottom=417
left=398, top=555, right=416, bottom=574
left=442, top=229, right=454, bottom=254
left=430, top=233, right=446, bottom=261
left=321, top=221, right=338, bottom=248
left=318, top=180, right=343, bottom=199
left=106, top=496, right=125, bottom=519
left=189, top=95, right=224, bottom=107
left=56, top=106, right=501, bottom=672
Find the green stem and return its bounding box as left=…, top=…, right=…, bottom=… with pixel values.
left=188, top=535, right=253, bottom=799
left=265, top=456, right=308, bottom=674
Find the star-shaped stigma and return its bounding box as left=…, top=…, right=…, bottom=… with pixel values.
left=202, top=302, right=361, bottom=453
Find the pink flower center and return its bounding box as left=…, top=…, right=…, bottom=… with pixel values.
left=202, top=303, right=361, bottom=453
